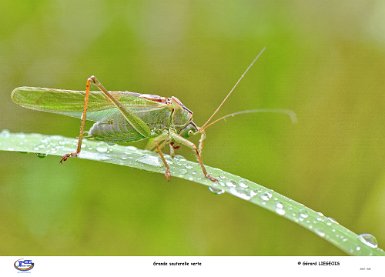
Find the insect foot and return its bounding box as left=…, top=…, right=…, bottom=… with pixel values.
left=164, top=169, right=171, bottom=181
left=206, top=174, right=218, bottom=182
left=60, top=152, right=78, bottom=163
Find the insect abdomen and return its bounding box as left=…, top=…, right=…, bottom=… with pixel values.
left=88, top=106, right=174, bottom=143
left=89, top=121, right=145, bottom=142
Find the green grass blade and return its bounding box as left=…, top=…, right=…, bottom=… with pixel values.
left=0, top=130, right=384, bottom=256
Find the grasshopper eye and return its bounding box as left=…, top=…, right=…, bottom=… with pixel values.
left=180, top=122, right=198, bottom=138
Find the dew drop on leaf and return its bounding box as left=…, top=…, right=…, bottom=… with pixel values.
left=315, top=228, right=325, bottom=238
left=208, top=186, right=225, bottom=195
left=96, top=145, right=108, bottom=153
left=0, top=129, right=10, bottom=137
left=275, top=202, right=285, bottom=215
left=299, top=210, right=309, bottom=219
left=179, top=168, right=188, bottom=175
left=137, top=155, right=162, bottom=167
left=226, top=180, right=237, bottom=187
left=239, top=182, right=248, bottom=188
left=358, top=233, right=378, bottom=248
left=36, top=153, right=47, bottom=158
left=260, top=191, right=272, bottom=201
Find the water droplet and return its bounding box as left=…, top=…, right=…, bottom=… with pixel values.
left=249, top=190, right=258, bottom=198
left=96, top=145, right=108, bottom=153
left=209, top=186, right=225, bottom=195
left=185, top=165, right=193, bottom=169
left=16, top=133, right=26, bottom=139
left=275, top=202, right=286, bottom=215
left=226, top=180, right=237, bottom=187
left=299, top=210, right=309, bottom=220
left=260, top=191, right=272, bottom=201
left=36, top=153, right=47, bottom=158
left=49, top=148, right=58, bottom=154
left=358, top=234, right=378, bottom=248
left=0, top=129, right=11, bottom=137
left=239, top=182, right=248, bottom=188
left=137, top=155, right=162, bottom=167
left=327, top=217, right=339, bottom=224
left=356, top=246, right=361, bottom=251
left=275, top=202, right=285, bottom=215
left=228, top=187, right=252, bottom=200
left=35, top=144, right=45, bottom=149
left=179, top=168, right=188, bottom=175
left=315, top=228, right=325, bottom=237
left=276, top=202, right=284, bottom=209
left=124, top=146, right=138, bottom=153
left=174, top=155, right=187, bottom=162
left=214, top=180, right=222, bottom=186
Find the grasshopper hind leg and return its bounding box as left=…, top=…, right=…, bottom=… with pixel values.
left=60, top=76, right=95, bottom=163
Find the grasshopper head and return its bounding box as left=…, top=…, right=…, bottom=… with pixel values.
left=179, top=121, right=199, bottom=138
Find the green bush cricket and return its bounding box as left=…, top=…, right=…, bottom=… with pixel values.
left=11, top=48, right=295, bottom=181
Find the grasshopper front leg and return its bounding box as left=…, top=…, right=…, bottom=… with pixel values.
left=198, top=130, right=207, bottom=155
left=170, top=131, right=217, bottom=182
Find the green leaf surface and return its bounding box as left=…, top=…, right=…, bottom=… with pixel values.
left=0, top=130, right=384, bottom=256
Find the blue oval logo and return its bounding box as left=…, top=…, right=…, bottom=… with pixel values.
left=14, top=259, right=34, bottom=271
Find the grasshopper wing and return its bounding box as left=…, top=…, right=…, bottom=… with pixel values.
left=11, top=87, right=167, bottom=122
left=12, top=87, right=172, bottom=142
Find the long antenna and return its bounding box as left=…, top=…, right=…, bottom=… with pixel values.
left=200, top=108, right=297, bottom=132
left=200, top=47, right=266, bottom=131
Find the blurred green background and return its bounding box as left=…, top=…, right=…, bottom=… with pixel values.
left=1, top=0, right=384, bottom=255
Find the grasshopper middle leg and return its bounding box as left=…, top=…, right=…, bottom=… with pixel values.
left=156, top=145, right=171, bottom=181
left=146, top=133, right=172, bottom=180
